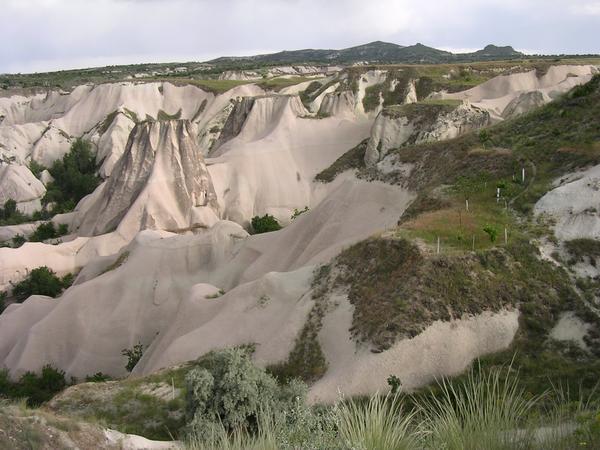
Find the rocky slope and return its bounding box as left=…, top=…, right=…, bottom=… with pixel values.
left=0, top=61, right=599, bottom=411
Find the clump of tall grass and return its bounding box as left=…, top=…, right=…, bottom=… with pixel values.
left=336, top=392, right=419, bottom=450
left=534, top=382, right=600, bottom=450
left=417, top=365, right=541, bottom=450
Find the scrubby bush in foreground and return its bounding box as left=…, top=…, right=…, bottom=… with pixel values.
left=185, top=348, right=306, bottom=441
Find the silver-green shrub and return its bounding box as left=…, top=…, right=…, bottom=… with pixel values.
left=185, top=348, right=305, bottom=441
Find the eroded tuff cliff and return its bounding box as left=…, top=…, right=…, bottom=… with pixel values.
left=365, top=101, right=490, bottom=165
left=74, top=120, right=219, bottom=237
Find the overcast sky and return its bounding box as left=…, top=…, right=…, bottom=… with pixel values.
left=2, top=0, right=600, bottom=74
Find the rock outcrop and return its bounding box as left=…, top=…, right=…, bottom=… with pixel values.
left=365, top=101, right=490, bottom=165
left=0, top=164, right=46, bottom=213
left=74, top=120, right=219, bottom=238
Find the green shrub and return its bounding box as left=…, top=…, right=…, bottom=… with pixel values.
left=43, top=139, right=100, bottom=214
left=387, top=374, right=402, bottom=394
left=0, top=292, right=6, bottom=313
left=11, top=266, right=73, bottom=302
left=28, top=221, right=68, bottom=242
left=483, top=225, right=498, bottom=243
left=29, top=160, right=45, bottom=179
left=121, top=342, right=145, bottom=372
left=0, top=199, right=29, bottom=225
left=0, top=365, right=68, bottom=407
left=185, top=348, right=305, bottom=441
left=251, top=214, right=282, bottom=234
left=85, top=372, right=112, bottom=383
left=11, top=234, right=27, bottom=248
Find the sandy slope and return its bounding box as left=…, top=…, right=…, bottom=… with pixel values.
left=310, top=296, right=519, bottom=403
left=440, top=65, right=597, bottom=120
left=535, top=163, right=600, bottom=240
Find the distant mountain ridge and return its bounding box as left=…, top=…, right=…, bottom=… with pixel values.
left=209, top=41, right=525, bottom=65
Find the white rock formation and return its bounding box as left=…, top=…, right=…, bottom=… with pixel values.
left=535, top=164, right=600, bottom=240
left=365, top=102, right=490, bottom=165
left=0, top=164, right=46, bottom=213
left=440, top=65, right=597, bottom=120
left=73, top=120, right=219, bottom=238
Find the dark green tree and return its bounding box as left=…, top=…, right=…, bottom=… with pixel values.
left=251, top=214, right=282, bottom=234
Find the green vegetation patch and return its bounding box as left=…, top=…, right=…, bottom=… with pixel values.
left=251, top=214, right=282, bottom=234
left=315, top=236, right=581, bottom=352
left=156, top=108, right=182, bottom=121
left=47, top=364, right=192, bottom=440
left=258, top=76, right=316, bottom=92
left=10, top=266, right=74, bottom=302
left=0, top=366, right=68, bottom=407
left=382, top=101, right=459, bottom=121
left=43, top=139, right=101, bottom=215
left=268, top=304, right=328, bottom=383
left=314, top=139, right=368, bottom=183
left=565, top=238, right=600, bottom=266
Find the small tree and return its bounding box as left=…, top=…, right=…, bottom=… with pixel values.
left=121, top=342, right=144, bottom=372
left=483, top=225, right=499, bottom=243
left=251, top=214, right=282, bottom=234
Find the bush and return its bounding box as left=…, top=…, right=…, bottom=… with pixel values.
left=121, top=342, right=145, bottom=372
left=11, top=234, right=26, bottom=248
left=185, top=348, right=305, bottom=441
left=29, top=160, right=45, bottom=179
left=0, top=292, right=6, bottom=313
left=43, top=139, right=100, bottom=214
left=251, top=214, right=282, bottom=234
left=29, top=221, right=68, bottom=242
left=0, top=365, right=68, bottom=407
left=0, top=199, right=29, bottom=225
left=85, top=372, right=112, bottom=383
left=11, top=266, right=73, bottom=302
left=483, top=225, right=499, bottom=243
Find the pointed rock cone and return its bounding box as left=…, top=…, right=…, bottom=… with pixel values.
left=76, top=120, right=219, bottom=237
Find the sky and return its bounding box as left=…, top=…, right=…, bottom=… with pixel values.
left=2, top=0, right=600, bottom=74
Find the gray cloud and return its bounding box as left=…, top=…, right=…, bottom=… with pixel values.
left=1, top=0, right=599, bottom=73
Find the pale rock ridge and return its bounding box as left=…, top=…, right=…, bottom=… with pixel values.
left=501, top=91, right=548, bottom=119
left=440, top=65, right=597, bottom=120
left=210, top=97, right=256, bottom=152
left=91, top=110, right=137, bottom=177
left=0, top=164, right=45, bottom=203
left=30, top=124, right=73, bottom=167
left=365, top=102, right=490, bottom=165
left=74, top=120, right=219, bottom=238
left=0, top=164, right=46, bottom=213
left=535, top=164, right=600, bottom=240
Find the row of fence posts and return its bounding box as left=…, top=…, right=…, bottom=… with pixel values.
left=434, top=167, right=525, bottom=254
left=435, top=227, right=509, bottom=254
